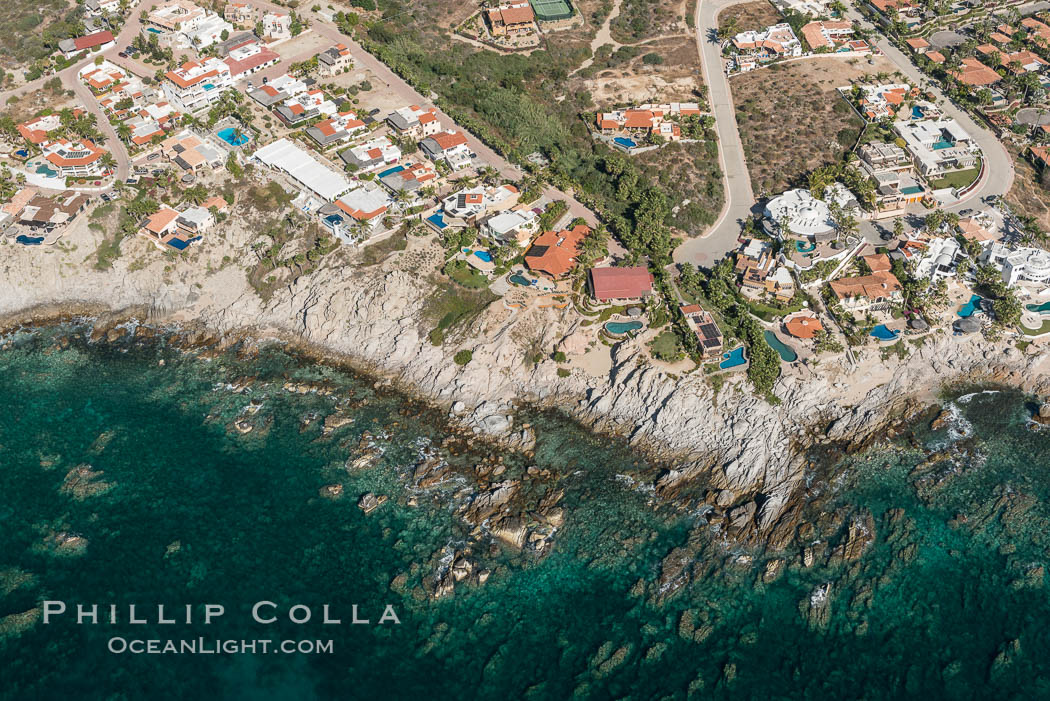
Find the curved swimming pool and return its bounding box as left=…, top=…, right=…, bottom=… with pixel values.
left=870, top=324, right=900, bottom=341
left=605, top=321, right=643, bottom=335
left=719, top=347, right=746, bottom=369
left=763, top=331, right=797, bottom=362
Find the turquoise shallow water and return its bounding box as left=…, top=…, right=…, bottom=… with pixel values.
left=2, top=328, right=1050, bottom=699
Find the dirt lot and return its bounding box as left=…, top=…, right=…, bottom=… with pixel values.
left=731, top=56, right=897, bottom=197
left=1007, top=146, right=1050, bottom=231
left=637, top=140, right=724, bottom=234
left=717, top=0, right=781, bottom=31
left=573, top=36, right=702, bottom=105
left=3, top=83, right=76, bottom=122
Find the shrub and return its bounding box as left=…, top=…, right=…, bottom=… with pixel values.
left=557, top=368, right=571, bottom=378
left=454, top=350, right=473, bottom=365
left=641, top=53, right=664, bottom=65
left=552, top=350, right=567, bottom=363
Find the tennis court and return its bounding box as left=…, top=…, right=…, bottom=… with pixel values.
left=530, top=0, right=574, bottom=21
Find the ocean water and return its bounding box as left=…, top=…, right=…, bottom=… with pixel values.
left=2, top=327, right=1050, bottom=699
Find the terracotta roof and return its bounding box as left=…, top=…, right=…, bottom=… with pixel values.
left=926, top=51, right=946, bottom=63
left=623, top=110, right=655, bottom=129
left=905, top=37, right=929, bottom=49
left=952, top=58, right=1001, bottom=86
left=829, top=270, right=902, bottom=301
left=430, top=131, right=468, bottom=150
left=525, top=225, right=590, bottom=278
left=144, top=207, right=180, bottom=234
left=862, top=253, right=892, bottom=273
left=588, top=266, right=654, bottom=301
left=784, top=315, right=824, bottom=339
left=74, top=30, right=114, bottom=51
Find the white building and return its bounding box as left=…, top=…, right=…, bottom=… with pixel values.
left=162, top=58, right=233, bottom=113
left=252, top=138, right=353, bottom=202
left=894, top=119, right=978, bottom=178
left=181, top=14, right=233, bottom=49
left=732, top=24, right=803, bottom=59
left=41, top=138, right=108, bottom=178
left=262, top=11, right=292, bottom=39
left=914, top=237, right=961, bottom=281
left=480, top=208, right=538, bottom=246
left=983, top=243, right=1050, bottom=287
left=763, top=188, right=837, bottom=242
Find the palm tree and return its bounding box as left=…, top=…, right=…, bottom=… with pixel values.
left=100, top=152, right=117, bottom=173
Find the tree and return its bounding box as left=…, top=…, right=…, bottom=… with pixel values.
left=453, top=349, right=473, bottom=365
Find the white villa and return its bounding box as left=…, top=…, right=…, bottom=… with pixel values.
left=894, top=119, right=978, bottom=178
left=764, top=188, right=837, bottom=242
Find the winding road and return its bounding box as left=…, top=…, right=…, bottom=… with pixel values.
left=673, top=0, right=1017, bottom=268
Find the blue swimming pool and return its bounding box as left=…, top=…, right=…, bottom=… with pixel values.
left=16, top=235, right=44, bottom=245
left=932, top=139, right=953, bottom=150
left=870, top=324, right=900, bottom=341
left=474, top=250, right=493, bottom=263
left=146, top=27, right=162, bottom=33
left=958, top=294, right=982, bottom=318
left=15, top=149, right=28, bottom=158
left=795, top=240, right=816, bottom=253
left=613, top=137, right=637, bottom=149
left=35, top=164, right=58, bottom=177
left=764, top=331, right=797, bottom=362
left=166, top=236, right=201, bottom=251
left=901, top=185, right=923, bottom=195
left=217, top=127, right=251, bottom=146
left=377, top=165, right=404, bottom=179
left=1027, top=301, right=1050, bottom=314
left=605, top=321, right=643, bottom=335
left=509, top=274, right=533, bottom=286
left=426, top=213, right=448, bottom=230
left=719, top=347, right=746, bottom=369
left=912, top=106, right=924, bottom=119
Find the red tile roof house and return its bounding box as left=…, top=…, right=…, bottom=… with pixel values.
left=41, top=138, right=109, bottom=178
left=587, top=266, right=654, bottom=303
left=17, top=114, right=65, bottom=145
left=58, top=30, right=115, bottom=60
left=524, top=225, right=590, bottom=279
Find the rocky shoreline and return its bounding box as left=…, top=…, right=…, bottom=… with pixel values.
left=3, top=250, right=1050, bottom=536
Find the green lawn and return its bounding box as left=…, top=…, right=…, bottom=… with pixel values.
left=1020, top=319, right=1050, bottom=337
left=928, top=159, right=981, bottom=191
left=648, top=330, right=682, bottom=361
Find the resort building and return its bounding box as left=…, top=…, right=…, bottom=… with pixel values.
left=485, top=2, right=536, bottom=36
left=525, top=225, right=590, bottom=279
left=175, top=206, right=215, bottom=237
left=731, top=24, right=802, bottom=61
left=224, top=2, right=254, bottom=26
left=306, top=111, right=367, bottom=148
left=223, top=40, right=280, bottom=79
left=318, top=44, right=354, bottom=76
left=951, top=58, right=1002, bottom=87
left=894, top=119, right=977, bottom=178
left=18, top=191, right=90, bottom=230
left=58, top=31, right=115, bottom=60
left=252, top=138, right=353, bottom=202
left=982, top=243, right=1050, bottom=287
left=180, top=14, right=234, bottom=49
left=162, top=58, right=234, bottom=113
left=914, top=237, right=961, bottom=281
left=763, top=189, right=837, bottom=243
left=594, top=103, right=700, bottom=140
left=337, top=136, right=401, bottom=173
left=800, top=21, right=853, bottom=51
left=387, top=105, right=442, bottom=140
left=480, top=209, right=539, bottom=247
left=334, top=184, right=392, bottom=234
left=261, top=11, right=292, bottom=40
left=437, top=184, right=519, bottom=226
left=680, top=305, right=723, bottom=357
left=587, top=266, right=654, bottom=303
left=828, top=270, right=902, bottom=312
left=247, top=74, right=310, bottom=107
left=378, top=161, right=438, bottom=200
left=41, top=139, right=108, bottom=178
left=17, top=114, right=66, bottom=145
left=274, top=90, right=337, bottom=126
left=419, top=131, right=472, bottom=170
left=149, top=1, right=207, bottom=32
left=158, top=130, right=223, bottom=172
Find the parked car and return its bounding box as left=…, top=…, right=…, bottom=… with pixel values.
left=118, top=51, right=128, bottom=58
left=146, top=153, right=160, bottom=161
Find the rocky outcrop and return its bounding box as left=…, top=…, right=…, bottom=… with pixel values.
left=3, top=233, right=1049, bottom=539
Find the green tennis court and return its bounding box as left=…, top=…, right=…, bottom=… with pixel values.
left=530, top=0, right=574, bottom=21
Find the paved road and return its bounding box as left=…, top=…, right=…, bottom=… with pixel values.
left=673, top=0, right=756, bottom=269
left=841, top=1, right=1014, bottom=213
